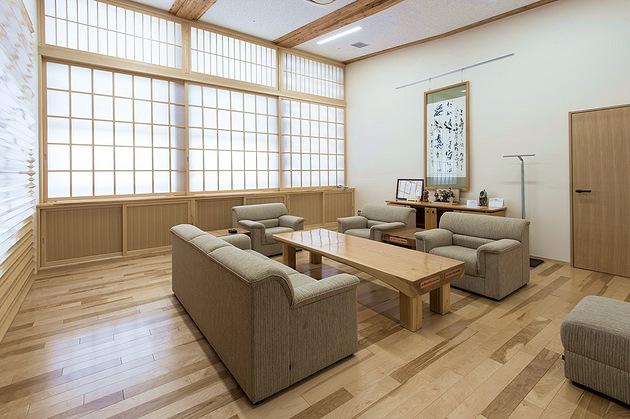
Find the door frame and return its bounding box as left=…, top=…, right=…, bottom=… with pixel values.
left=568, top=103, right=630, bottom=268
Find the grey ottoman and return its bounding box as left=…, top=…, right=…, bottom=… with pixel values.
left=560, top=296, right=630, bottom=405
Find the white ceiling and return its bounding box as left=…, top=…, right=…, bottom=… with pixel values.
left=137, top=0, right=546, bottom=62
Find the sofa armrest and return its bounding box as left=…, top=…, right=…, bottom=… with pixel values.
left=219, top=233, right=252, bottom=250
left=415, top=228, right=453, bottom=253
left=370, top=221, right=405, bottom=241
left=292, top=273, right=359, bottom=307
left=337, top=216, right=367, bottom=233
left=477, top=239, right=521, bottom=255
left=238, top=219, right=266, bottom=230
left=278, top=214, right=305, bottom=231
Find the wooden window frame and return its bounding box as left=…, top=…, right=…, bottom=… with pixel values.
left=38, top=0, right=348, bottom=204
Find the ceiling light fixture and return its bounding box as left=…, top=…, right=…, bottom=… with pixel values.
left=316, top=26, right=362, bottom=45
left=306, top=0, right=336, bottom=5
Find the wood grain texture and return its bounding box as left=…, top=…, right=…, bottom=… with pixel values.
left=194, top=197, right=243, bottom=230
left=274, top=0, right=404, bottom=48
left=324, top=190, right=354, bottom=223
left=0, top=242, right=628, bottom=417
left=571, top=105, right=630, bottom=277
left=42, top=206, right=123, bottom=262
left=169, top=0, right=218, bottom=20
left=126, top=202, right=190, bottom=251
left=343, top=0, right=559, bottom=64
left=287, top=193, right=324, bottom=225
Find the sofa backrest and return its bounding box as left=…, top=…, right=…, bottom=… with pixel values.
left=439, top=212, right=529, bottom=243
left=362, top=204, right=416, bottom=226
left=232, top=203, right=288, bottom=225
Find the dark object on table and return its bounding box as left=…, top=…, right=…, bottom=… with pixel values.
left=421, top=190, right=429, bottom=202
left=228, top=228, right=238, bottom=234
left=434, top=188, right=455, bottom=203
left=479, top=189, right=488, bottom=206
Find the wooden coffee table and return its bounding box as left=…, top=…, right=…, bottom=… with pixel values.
left=273, top=228, right=464, bottom=332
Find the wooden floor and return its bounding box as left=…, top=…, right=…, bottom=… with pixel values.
left=1, top=252, right=629, bottom=418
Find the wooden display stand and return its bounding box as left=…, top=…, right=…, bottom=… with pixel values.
left=384, top=200, right=507, bottom=247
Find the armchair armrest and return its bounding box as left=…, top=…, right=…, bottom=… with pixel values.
left=415, top=228, right=453, bottom=253
left=337, top=216, right=368, bottom=233
left=238, top=220, right=265, bottom=230
left=292, top=273, right=359, bottom=307
left=219, top=234, right=251, bottom=250
left=477, top=239, right=521, bottom=255
left=370, top=221, right=406, bottom=241
left=279, top=214, right=305, bottom=231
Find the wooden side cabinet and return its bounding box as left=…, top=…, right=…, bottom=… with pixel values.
left=424, top=208, right=438, bottom=229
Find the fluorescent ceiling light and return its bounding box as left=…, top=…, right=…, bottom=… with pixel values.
left=316, top=26, right=362, bottom=45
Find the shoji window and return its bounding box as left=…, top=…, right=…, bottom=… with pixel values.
left=188, top=84, right=279, bottom=191
left=45, top=62, right=186, bottom=198
left=190, top=27, right=277, bottom=88
left=43, top=0, right=183, bottom=68
left=282, top=53, right=344, bottom=100
left=280, top=99, right=344, bottom=188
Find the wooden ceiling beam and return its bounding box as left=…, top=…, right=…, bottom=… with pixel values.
left=170, top=0, right=218, bottom=20
left=274, top=0, right=403, bottom=48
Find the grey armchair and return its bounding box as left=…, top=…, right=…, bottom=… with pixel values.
left=337, top=204, right=416, bottom=241
left=232, top=203, right=304, bottom=256
left=415, top=212, right=530, bottom=300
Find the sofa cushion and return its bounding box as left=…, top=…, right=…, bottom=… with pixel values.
left=453, top=234, right=494, bottom=249
left=287, top=272, right=317, bottom=288
left=362, top=204, right=414, bottom=224
left=210, top=246, right=288, bottom=285
left=367, top=220, right=385, bottom=228
left=258, top=218, right=279, bottom=228
left=561, top=296, right=630, bottom=373
left=430, top=245, right=478, bottom=276
left=264, top=226, right=294, bottom=244
left=440, top=212, right=529, bottom=242
left=344, top=228, right=371, bottom=239
left=245, top=249, right=299, bottom=276
left=190, top=234, right=231, bottom=254
left=233, top=203, right=288, bottom=224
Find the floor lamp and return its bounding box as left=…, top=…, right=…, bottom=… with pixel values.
left=502, top=154, right=544, bottom=268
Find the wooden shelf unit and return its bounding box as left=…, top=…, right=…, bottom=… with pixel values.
left=386, top=200, right=507, bottom=230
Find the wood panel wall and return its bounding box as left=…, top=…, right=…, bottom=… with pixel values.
left=0, top=0, right=37, bottom=341
left=38, top=188, right=354, bottom=268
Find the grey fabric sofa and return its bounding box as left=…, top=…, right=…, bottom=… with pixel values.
left=337, top=204, right=416, bottom=241
left=232, top=203, right=304, bottom=256
left=415, top=212, right=529, bottom=300
left=561, top=296, right=630, bottom=405
left=170, top=224, right=359, bottom=404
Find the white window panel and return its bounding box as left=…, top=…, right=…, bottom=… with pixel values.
left=190, top=27, right=277, bottom=88
left=280, top=98, right=344, bottom=188
left=45, top=61, right=185, bottom=198
left=282, top=52, right=344, bottom=100
left=44, top=0, right=182, bottom=69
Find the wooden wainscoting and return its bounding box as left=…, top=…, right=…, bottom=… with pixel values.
left=37, top=188, right=354, bottom=268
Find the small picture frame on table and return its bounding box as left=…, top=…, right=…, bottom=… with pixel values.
left=396, top=179, right=425, bottom=201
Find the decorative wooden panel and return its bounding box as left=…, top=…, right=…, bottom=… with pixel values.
left=126, top=202, right=190, bottom=251
left=287, top=193, right=323, bottom=225
left=244, top=195, right=286, bottom=206
left=0, top=0, right=37, bottom=341
left=324, top=190, right=354, bottom=223
left=43, top=206, right=123, bottom=262
left=195, top=198, right=244, bottom=230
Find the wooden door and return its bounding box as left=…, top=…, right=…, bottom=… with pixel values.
left=571, top=105, right=630, bottom=277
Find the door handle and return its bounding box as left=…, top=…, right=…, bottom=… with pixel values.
left=575, top=189, right=592, bottom=193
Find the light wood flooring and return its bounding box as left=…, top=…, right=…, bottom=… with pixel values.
left=1, top=252, right=629, bottom=418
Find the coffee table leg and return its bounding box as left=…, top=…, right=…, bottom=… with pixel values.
left=283, top=244, right=296, bottom=269
left=309, top=252, right=322, bottom=264
left=429, top=284, right=450, bottom=315
left=399, top=293, right=422, bottom=332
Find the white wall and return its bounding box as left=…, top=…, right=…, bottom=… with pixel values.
left=345, top=0, right=630, bottom=261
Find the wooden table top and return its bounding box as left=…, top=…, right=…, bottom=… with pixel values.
left=272, top=228, right=464, bottom=297
left=386, top=200, right=507, bottom=213
left=207, top=227, right=250, bottom=237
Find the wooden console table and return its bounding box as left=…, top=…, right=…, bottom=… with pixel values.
left=386, top=200, right=507, bottom=230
